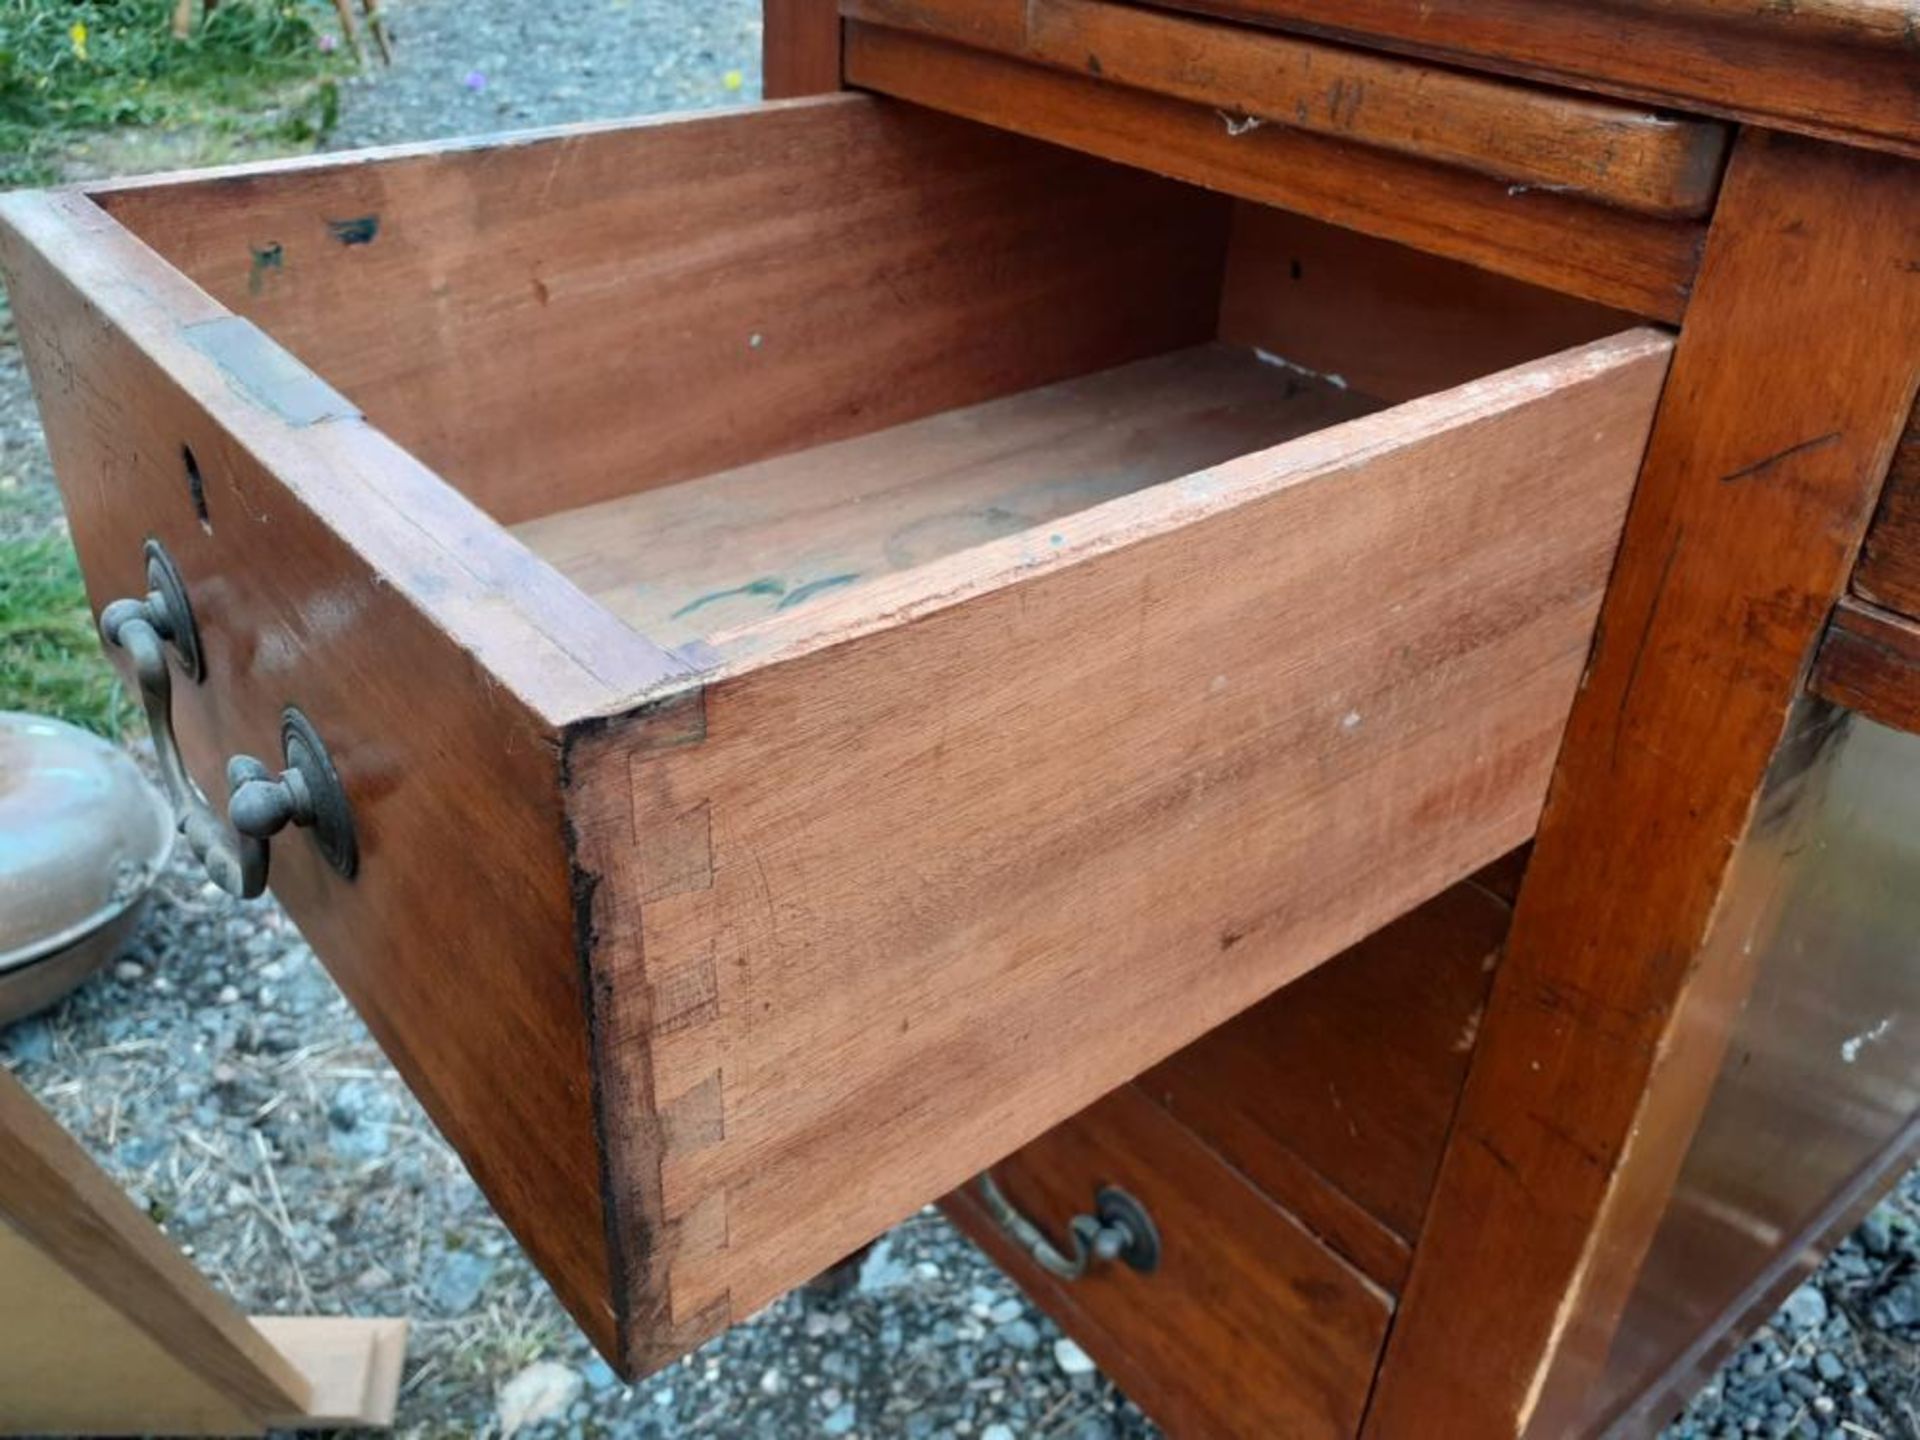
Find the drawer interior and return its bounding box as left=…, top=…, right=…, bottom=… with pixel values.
left=94, top=94, right=1635, bottom=666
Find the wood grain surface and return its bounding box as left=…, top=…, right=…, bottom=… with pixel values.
left=1854, top=397, right=1920, bottom=619
left=1216, top=203, right=1636, bottom=405
left=514, top=344, right=1375, bottom=649
left=94, top=96, right=1231, bottom=526
left=949, top=1085, right=1392, bottom=1439
left=566, top=330, right=1670, bottom=1371
left=843, top=22, right=1706, bottom=321
left=1145, top=879, right=1513, bottom=1291
left=762, top=0, right=841, bottom=96
left=1811, top=599, right=1920, bottom=737
left=845, top=0, right=1732, bottom=216
left=0, top=1067, right=307, bottom=1434
left=1144, top=0, right=1920, bottom=156
left=0, top=188, right=677, bottom=1361
left=1365, top=132, right=1920, bottom=1440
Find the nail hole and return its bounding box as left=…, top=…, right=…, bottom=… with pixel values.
left=183, top=444, right=211, bottom=531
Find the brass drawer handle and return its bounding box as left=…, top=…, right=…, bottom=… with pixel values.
left=975, top=1171, right=1160, bottom=1279
left=101, top=540, right=356, bottom=900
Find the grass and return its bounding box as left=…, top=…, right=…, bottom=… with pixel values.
left=0, top=0, right=347, bottom=186
left=0, top=526, right=132, bottom=735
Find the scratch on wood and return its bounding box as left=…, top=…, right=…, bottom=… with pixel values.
left=1720, top=430, right=1841, bottom=484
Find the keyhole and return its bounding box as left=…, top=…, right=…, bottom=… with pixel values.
left=183, top=444, right=211, bottom=532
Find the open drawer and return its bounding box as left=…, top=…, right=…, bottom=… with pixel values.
left=0, top=93, right=1670, bottom=1375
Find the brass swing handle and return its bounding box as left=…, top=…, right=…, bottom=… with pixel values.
left=100, top=542, right=356, bottom=901
left=975, top=1172, right=1161, bottom=1280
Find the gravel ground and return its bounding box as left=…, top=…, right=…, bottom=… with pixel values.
left=2, top=3, right=1917, bottom=1436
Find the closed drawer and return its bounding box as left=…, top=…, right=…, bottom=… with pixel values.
left=0, top=93, right=1669, bottom=1376
left=952, top=1084, right=1393, bottom=1439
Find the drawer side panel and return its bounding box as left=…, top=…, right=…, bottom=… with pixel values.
left=568, top=331, right=1672, bottom=1369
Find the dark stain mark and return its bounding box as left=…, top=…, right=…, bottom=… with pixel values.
left=1085, top=51, right=1102, bottom=74
left=671, top=577, right=785, bottom=619
left=325, top=214, right=381, bottom=246
left=775, top=573, right=860, bottom=610
left=247, top=242, right=283, bottom=296
left=531, top=275, right=551, bottom=305
left=1289, top=257, right=1303, bottom=281
left=1218, top=927, right=1246, bottom=951
left=1720, top=430, right=1841, bottom=485
left=1612, top=522, right=1685, bottom=772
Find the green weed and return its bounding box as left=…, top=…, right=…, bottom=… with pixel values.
left=0, top=0, right=346, bottom=186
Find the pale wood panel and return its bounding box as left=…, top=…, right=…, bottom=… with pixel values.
left=0, top=1069, right=307, bottom=1432
left=845, top=0, right=1732, bottom=216
left=92, top=95, right=1231, bottom=526
left=514, top=344, right=1377, bottom=649
left=0, top=1219, right=261, bottom=1437
left=567, top=330, right=1673, bottom=1371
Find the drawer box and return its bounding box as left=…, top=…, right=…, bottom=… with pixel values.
left=0, top=93, right=1669, bottom=1374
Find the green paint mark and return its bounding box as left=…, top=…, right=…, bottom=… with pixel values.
left=326, top=214, right=381, bottom=246
left=247, top=242, right=283, bottom=295
left=671, top=577, right=786, bottom=619
left=776, top=574, right=860, bottom=610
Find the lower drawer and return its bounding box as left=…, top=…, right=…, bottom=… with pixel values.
left=950, top=1085, right=1392, bottom=1439
left=2, top=92, right=1667, bottom=1374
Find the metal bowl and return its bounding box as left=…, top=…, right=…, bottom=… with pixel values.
left=0, top=712, right=173, bottom=1025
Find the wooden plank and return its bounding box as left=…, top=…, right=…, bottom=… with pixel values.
left=1147, top=0, right=1920, bottom=156
left=947, top=1085, right=1393, bottom=1440
left=565, top=330, right=1672, bottom=1371
left=513, top=344, right=1376, bottom=649
left=1145, top=880, right=1512, bottom=1289
left=843, top=22, right=1705, bottom=322
left=1853, top=396, right=1920, bottom=618
left=846, top=0, right=1732, bottom=217
left=255, top=1318, right=408, bottom=1429
left=90, top=96, right=1231, bottom=527
left=1811, top=598, right=1920, bottom=735
left=1217, top=202, right=1637, bottom=405
left=0, top=1068, right=306, bottom=1435
left=762, top=0, right=841, bottom=97
left=0, top=188, right=675, bottom=1362
left=1364, top=132, right=1920, bottom=1440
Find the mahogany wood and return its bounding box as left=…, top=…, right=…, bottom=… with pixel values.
left=1216, top=203, right=1635, bottom=405
left=565, top=331, right=1668, bottom=1371
left=512, top=344, right=1376, bottom=649
left=1146, top=0, right=1920, bottom=157
left=93, top=97, right=1231, bottom=526
left=761, top=0, right=841, bottom=97
left=1364, top=132, right=1920, bottom=1440
left=842, top=23, right=1705, bottom=322
left=1811, top=599, right=1920, bottom=737
left=1587, top=703, right=1920, bottom=1434
left=1144, top=880, right=1512, bottom=1293
left=1853, top=396, right=1920, bottom=619
left=0, top=189, right=676, bottom=1361
left=845, top=0, right=1732, bottom=217
left=949, top=1086, right=1392, bottom=1440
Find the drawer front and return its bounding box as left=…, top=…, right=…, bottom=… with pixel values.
left=0, top=189, right=676, bottom=1361
left=949, top=1084, right=1393, bottom=1438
